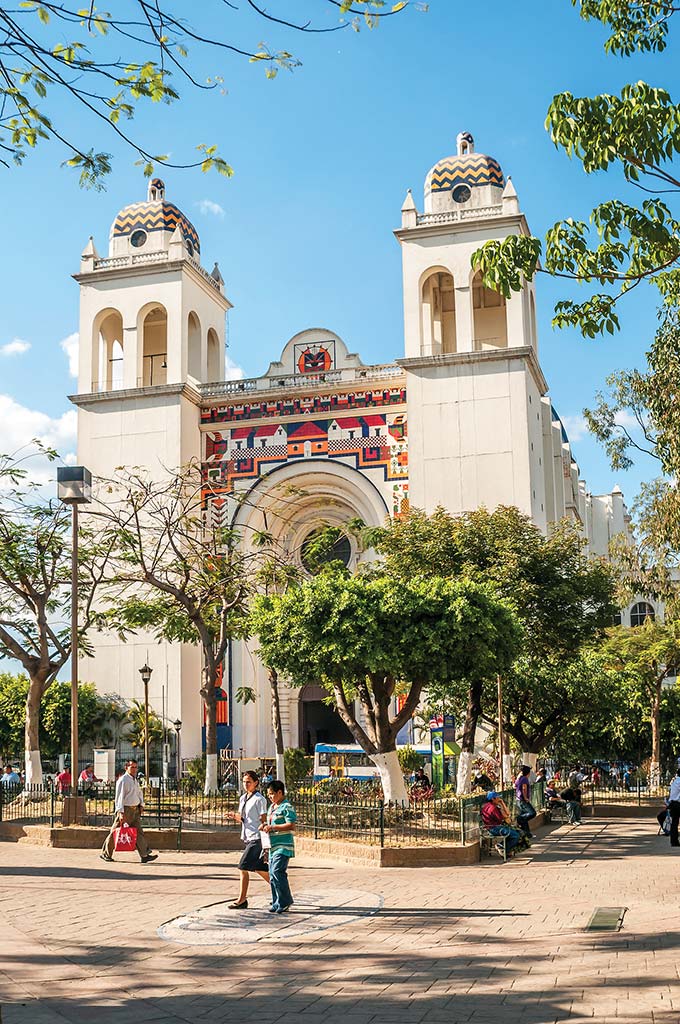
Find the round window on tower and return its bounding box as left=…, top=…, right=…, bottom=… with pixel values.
left=452, top=184, right=472, bottom=204
left=130, top=229, right=147, bottom=248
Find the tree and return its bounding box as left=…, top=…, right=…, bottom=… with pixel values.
left=251, top=570, right=520, bottom=802
left=604, top=618, right=680, bottom=784
left=100, top=464, right=254, bottom=794
left=472, top=5, right=680, bottom=337
left=126, top=698, right=163, bottom=753
left=41, top=680, right=104, bottom=756
left=0, top=1, right=412, bottom=187
left=367, top=506, right=617, bottom=788
left=0, top=446, right=113, bottom=784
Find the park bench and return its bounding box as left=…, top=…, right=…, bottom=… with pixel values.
left=545, top=800, right=567, bottom=824
left=479, top=825, right=509, bottom=862
left=141, top=801, right=182, bottom=851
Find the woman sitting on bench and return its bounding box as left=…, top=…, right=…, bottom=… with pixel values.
left=481, top=792, right=524, bottom=854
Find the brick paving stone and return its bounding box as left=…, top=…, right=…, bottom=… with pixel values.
left=1, top=817, right=679, bottom=1023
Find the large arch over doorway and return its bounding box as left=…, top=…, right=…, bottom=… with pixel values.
left=298, top=683, right=353, bottom=753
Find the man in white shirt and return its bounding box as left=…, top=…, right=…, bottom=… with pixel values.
left=228, top=771, right=269, bottom=910
left=100, top=760, right=157, bottom=864
left=667, top=768, right=680, bottom=848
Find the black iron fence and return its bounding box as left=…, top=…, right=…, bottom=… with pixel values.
left=0, top=779, right=547, bottom=847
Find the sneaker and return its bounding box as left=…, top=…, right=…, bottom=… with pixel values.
left=100, top=853, right=113, bottom=862
left=269, top=906, right=279, bottom=913
left=228, top=900, right=248, bottom=910
left=140, top=854, right=158, bottom=864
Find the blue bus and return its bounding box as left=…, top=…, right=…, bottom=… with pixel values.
left=313, top=742, right=432, bottom=782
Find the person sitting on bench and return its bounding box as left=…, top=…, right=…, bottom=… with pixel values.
left=481, top=792, right=524, bottom=854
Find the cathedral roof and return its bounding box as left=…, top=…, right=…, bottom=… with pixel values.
left=110, top=179, right=201, bottom=254
left=425, top=132, right=504, bottom=194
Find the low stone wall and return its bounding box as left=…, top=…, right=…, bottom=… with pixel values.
left=295, top=835, right=481, bottom=867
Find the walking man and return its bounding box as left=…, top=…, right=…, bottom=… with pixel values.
left=100, top=760, right=157, bottom=864
left=667, top=765, right=680, bottom=848
left=262, top=780, right=296, bottom=914
left=228, top=771, right=269, bottom=910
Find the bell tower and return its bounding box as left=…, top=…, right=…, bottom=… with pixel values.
left=395, top=132, right=549, bottom=531
left=70, top=181, right=232, bottom=759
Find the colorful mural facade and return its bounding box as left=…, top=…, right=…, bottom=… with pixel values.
left=203, top=410, right=409, bottom=517
left=200, top=386, right=407, bottom=425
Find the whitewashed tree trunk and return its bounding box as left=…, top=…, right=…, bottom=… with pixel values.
left=521, top=752, right=538, bottom=782
left=204, top=752, right=218, bottom=795
left=276, top=753, right=286, bottom=783
left=371, top=750, right=409, bottom=804
left=502, top=753, right=513, bottom=788
left=25, top=749, right=43, bottom=787
left=456, top=750, right=474, bottom=796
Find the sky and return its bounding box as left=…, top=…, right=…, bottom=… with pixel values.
left=0, top=0, right=674, bottom=503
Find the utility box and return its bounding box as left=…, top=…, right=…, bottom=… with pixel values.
left=93, top=748, right=116, bottom=783
left=430, top=715, right=459, bottom=790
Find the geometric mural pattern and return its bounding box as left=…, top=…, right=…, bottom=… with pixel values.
left=203, top=412, right=409, bottom=517
left=426, top=153, right=504, bottom=193
left=200, top=386, right=407, bottom=426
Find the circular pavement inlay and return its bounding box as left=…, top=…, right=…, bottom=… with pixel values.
left=158, top=888, right=384, bottom=946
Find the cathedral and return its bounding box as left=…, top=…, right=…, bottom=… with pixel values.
left=71, top=132, right=630, bottom=765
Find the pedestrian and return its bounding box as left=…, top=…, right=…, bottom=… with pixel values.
left=535, top=767, right=547, bottom=784
left=228, top=771, right=269, bottom=910
left=262, top=779, right=296, bottom=914
left=78, top=764, right=100, bottom=793
left=100, top=759, right=157, bottom=864
left=609, top=765, right=619, bottom=788
left=560, top=775, right=583, bottom=824
left=592, top=766, right=601, bottom=788
left=545, top=778, right=566, bottom=810
left=515, top=764, right=537, bottom=839
left=55, top=767, right=71, bottom=795
left=481, top=792, right=524, bottom=855
left=666, top=765, right=680, bottom=848
left=1, top=765, right=20, bottom=787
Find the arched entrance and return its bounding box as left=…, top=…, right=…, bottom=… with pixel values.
left=298, top=684, right=353, bottom=753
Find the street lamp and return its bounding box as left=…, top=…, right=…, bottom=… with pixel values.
left=173, top=719, right=182, bottom=783
left=57, top=466, right=92, bottom=797
left=138, top=662, right=152, bottom=782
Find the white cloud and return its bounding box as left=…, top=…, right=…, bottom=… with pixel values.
left=196, top=199, right=225, bottom=219
left=1, top=338, right=31, bottom=357
left=559, top=414, right=589, bottom=443
left=0, top=395, right=77, bottom=485
left=225, top=353, right=244, bottom=381
left=60, top=331, right=79, bottom=378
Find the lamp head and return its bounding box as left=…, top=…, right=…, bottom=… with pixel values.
left=57, top=466, right=92, bottom=504
left=139, top=663, right=152, bottom=685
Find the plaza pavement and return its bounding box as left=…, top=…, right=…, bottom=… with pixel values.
left=0, top=816, right=678, bottom=1024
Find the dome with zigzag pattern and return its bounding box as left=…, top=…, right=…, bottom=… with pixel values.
left=424, top=131, right=504, bottom=197
left=110, top=179, right=200, bottom=255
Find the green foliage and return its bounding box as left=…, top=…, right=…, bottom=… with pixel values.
left=284, top=747, right=312, bottom=785
left=604, top=619, right=680, bottom=694
left=0, top=1, right=415, bottom=185
left=0, top=673, right=28, bottom=755
left=251, top=568, right=520, bottom=757
left=397, top=745, right=425, bottom=773
left=471, top=2, right=680, bottom=338
left=367, top=506, right=617, bottom=661
left=125, top=699, right=164, bottom=751
left=41, top=682, right=105, bottom=753
left=182, top=754, right=206, bottom=792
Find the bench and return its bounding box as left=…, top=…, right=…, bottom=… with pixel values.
left=141, top=802, right=182, bottom=850
left=480, top=826, right=509, bottom=862
left=545, top=801, right=568, bottom=824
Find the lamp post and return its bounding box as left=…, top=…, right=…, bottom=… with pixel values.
left=138, top=662, right=152, bottom=782
left=173, top=719, right=182, bottom=783
left=56, top=466, right=92, bottom=798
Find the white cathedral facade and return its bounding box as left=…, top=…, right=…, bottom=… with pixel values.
left=71, top=134, right=631, bottom=765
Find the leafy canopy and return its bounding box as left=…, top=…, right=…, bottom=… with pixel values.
left=0, top=1, right=416, bottom=186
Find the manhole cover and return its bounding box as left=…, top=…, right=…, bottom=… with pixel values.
left=158, top=887, right=383, bottom=946
left=585, top=906, right=627, bottom=931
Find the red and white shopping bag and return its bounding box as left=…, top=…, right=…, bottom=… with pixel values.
left=113, top=823, right=138, bottom=852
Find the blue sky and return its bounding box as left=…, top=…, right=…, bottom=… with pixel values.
left=0, top=0, right=672, bottom=501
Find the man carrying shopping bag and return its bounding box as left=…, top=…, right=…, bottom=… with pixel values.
left=101, top=760, right=157, bottom=864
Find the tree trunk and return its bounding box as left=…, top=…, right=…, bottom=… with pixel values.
left=203, top=684, right=218, bottom=795
left=521, top=752, right=539, bottom=782
left=269, top=667, right=285, bottom=783
left=457, top=680, right=482, bottom=795
left=25, top=675, right=45, bottom=786
left=650, top=679, right=662, bottom=788
left=370, top=749, right=409, bottom=803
